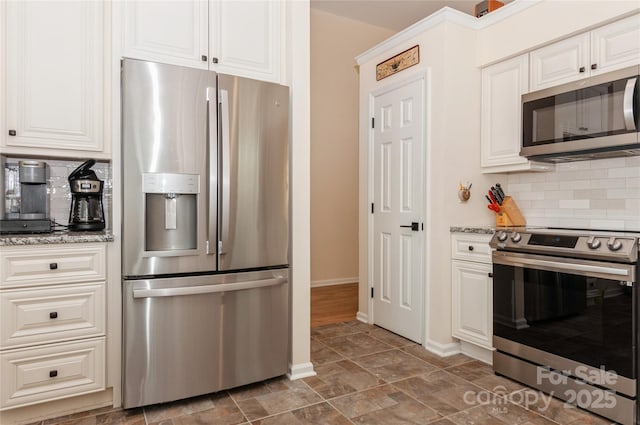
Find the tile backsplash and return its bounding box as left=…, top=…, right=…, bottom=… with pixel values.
left=506, top=156, right=640, bottom=231
left=4, top=157, right=112, bottom=230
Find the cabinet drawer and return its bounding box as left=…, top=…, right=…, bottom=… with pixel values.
left=451, top=233, right=493, bottom=263
left=0, top=337, right=105, bottom=410
left=0, top=283, right=105, bottom=349
left=0, top=244, right=106, bottom=288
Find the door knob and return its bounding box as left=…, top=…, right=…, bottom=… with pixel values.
left=400, top=222, right=419, bottom=231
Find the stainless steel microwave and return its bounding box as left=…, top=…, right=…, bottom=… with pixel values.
left=521, top=65, right=639, bottom=162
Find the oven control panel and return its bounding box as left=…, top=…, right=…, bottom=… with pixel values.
left=491, top=230, right=638, bottom=262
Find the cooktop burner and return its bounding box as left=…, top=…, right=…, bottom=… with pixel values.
left=490, top=226, right=639, bottom=263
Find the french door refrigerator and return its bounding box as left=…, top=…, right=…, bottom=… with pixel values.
left=121, top=58, right=290, bottom=408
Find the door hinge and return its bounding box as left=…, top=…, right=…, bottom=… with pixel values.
left=371, top=287, right=374, bottom=298
left=371, top=203, right=374, bottom=214
left=371, top=117, right=374, bottom=129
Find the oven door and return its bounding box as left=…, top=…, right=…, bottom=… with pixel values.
left=492, top=251, right=637, bottom=393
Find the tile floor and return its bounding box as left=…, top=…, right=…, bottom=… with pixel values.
left=36, top=321, right=616, bottom=425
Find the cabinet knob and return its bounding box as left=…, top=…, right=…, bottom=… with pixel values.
left=468, top=245, right=474, bottom=251
left=49, top=263, right=58, bottom=270
left=212, top=57, right=219, bottom=64
left=49, top=312, right=58, bottom=319
left=8, top=130, right=16, bottom=136
left=201, top=55, right=207, bottom=62
left=579, top=66, right=585, bottom=73
left=591, top=63, right=597, bottom=70
left=488, top=272, right=494, bottom=278
left=49, top=370, right=58, bottom=378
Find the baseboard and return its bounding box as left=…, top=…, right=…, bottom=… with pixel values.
left=356, top=311, right=369, bottom=323
left=459, top=340, right=493, bottom=365
left=310, top=277, right=358, bottom=288
left=287, top=362, right=316, bottom=380
left=424, top=339, right=461, bottom=357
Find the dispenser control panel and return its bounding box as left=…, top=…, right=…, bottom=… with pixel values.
left=142, top=173, right=200, bottom=194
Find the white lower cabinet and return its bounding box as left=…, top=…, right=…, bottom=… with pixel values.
left=451, top=233, right=493, bottom=359
left=0, top=244, right=106, bottom=411
left=0, top=338, right=105, bottom=410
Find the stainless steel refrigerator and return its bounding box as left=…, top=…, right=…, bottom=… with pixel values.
left=121, top=59, right=290, bottom=408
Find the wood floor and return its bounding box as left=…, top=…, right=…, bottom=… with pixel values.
left=310, top=282, right=358, bottom=327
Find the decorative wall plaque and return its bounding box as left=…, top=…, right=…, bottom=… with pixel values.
left=376, top=45, right=420, bottom=81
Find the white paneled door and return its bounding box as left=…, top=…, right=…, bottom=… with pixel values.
left=372, top=77, right=424, bottom=343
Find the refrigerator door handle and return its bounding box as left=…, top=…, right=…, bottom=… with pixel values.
left=219, top=89, right=231, bottom=258
left=132, top=277, right=287, bottom=298
left=206, top=86, right=217, bottom=256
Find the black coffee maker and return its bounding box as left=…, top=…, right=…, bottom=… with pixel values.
left=68, top=160, right=105, bottom=231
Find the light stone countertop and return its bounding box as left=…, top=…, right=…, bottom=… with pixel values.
left=0, top=231, right=114, bottom=246
left=450, top=226, right=496, bottom=235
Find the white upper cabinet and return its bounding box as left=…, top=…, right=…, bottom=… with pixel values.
left=210, top=1, right=282, bottom=82
left=530, top=33, right=590, bottom=91
left=530, top=14, right=640, bottom=91
left=121, top=0, right=285, bottom=83
left=122, top=1, right=209, bottom=70
left=590, top=14, right=640, bottom=76
left=481, top=55, right=551, bottom=173
left=3, top=1, right=106, bottom=158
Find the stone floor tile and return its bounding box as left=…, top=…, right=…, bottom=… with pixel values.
left=43, top=418, right=97, bottom=425
left=353, top=349, right=438, bottom=382
left=392, top=371, right=487, bottom=417
left=95, top=408, right=146, bottom=425
left=43, top=407, right=118, bottom=425
left=303, top=359, right=385, bottom=399
left=401, top=345, right=474, bottom=369
left=144, top=394, right=217, bottom=424
left=470, top=372, right=528, bottom=395
left=447, top=405, right=511, bottom=425
left=330, top=384, right=440, bottom=424
left=444, top=360, right=495, bottom=382
left=321, top=333, right=393, bottom=358
left=310, top=339, right=344, bottom=366
left=426, top=419, right=458, bottom=425
left=251, top=402, right=351, bottom=425
left=230, top=378, right=322, bottom=421
left=366, top=327, right=417, bottom=348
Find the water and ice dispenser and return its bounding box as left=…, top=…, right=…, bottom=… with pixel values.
left=142, top=173, right=199, bottom=252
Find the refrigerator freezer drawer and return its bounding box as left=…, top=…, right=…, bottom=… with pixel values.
left=122, top=269, right=289, bottom=408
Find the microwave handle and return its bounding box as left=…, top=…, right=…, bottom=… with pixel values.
left=623, top=77, right=637, bottom=131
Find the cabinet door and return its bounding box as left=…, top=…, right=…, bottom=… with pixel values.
left=5, top=1, right=104, bottom=154
left=481, top=55, right=549, bottom=173
left=121, top=0, right=209, bottom=69
left=530, top=33, right=589, bottom=91
left=210, top=0, right=283, bottom=83
left=590, top=14, right=640, bottom=76
left=0, top=338, right=105, bottom=410
left=451, top=260, right=492, bottom=348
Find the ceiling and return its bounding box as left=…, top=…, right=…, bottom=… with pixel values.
left=310, top=0, right=512, bottom=32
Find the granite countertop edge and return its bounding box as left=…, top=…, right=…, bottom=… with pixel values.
left=0, top=232, right=115, bottom=246
left=450, top=226, right=496, bottom=235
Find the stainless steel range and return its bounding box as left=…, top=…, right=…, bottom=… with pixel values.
left=490, top=228, right=639, bottom=425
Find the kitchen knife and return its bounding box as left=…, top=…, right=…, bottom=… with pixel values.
left=496, top=183, right=506, bottom=199
left=491, top=187, right=503, bottom=205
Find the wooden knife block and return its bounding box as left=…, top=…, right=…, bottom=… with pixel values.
left=495, top=196, right=526, bottom=227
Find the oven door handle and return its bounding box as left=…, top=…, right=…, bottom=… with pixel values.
left=133, top=277, right=287, bottom=299
left=493, top=252, right=636, bottom=282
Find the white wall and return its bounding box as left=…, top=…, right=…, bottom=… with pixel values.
left=310, top=10, right=393, bottom=287
left=477, top=0, right=640, bottom=66
left=288, top=0, right=314, bottom=379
